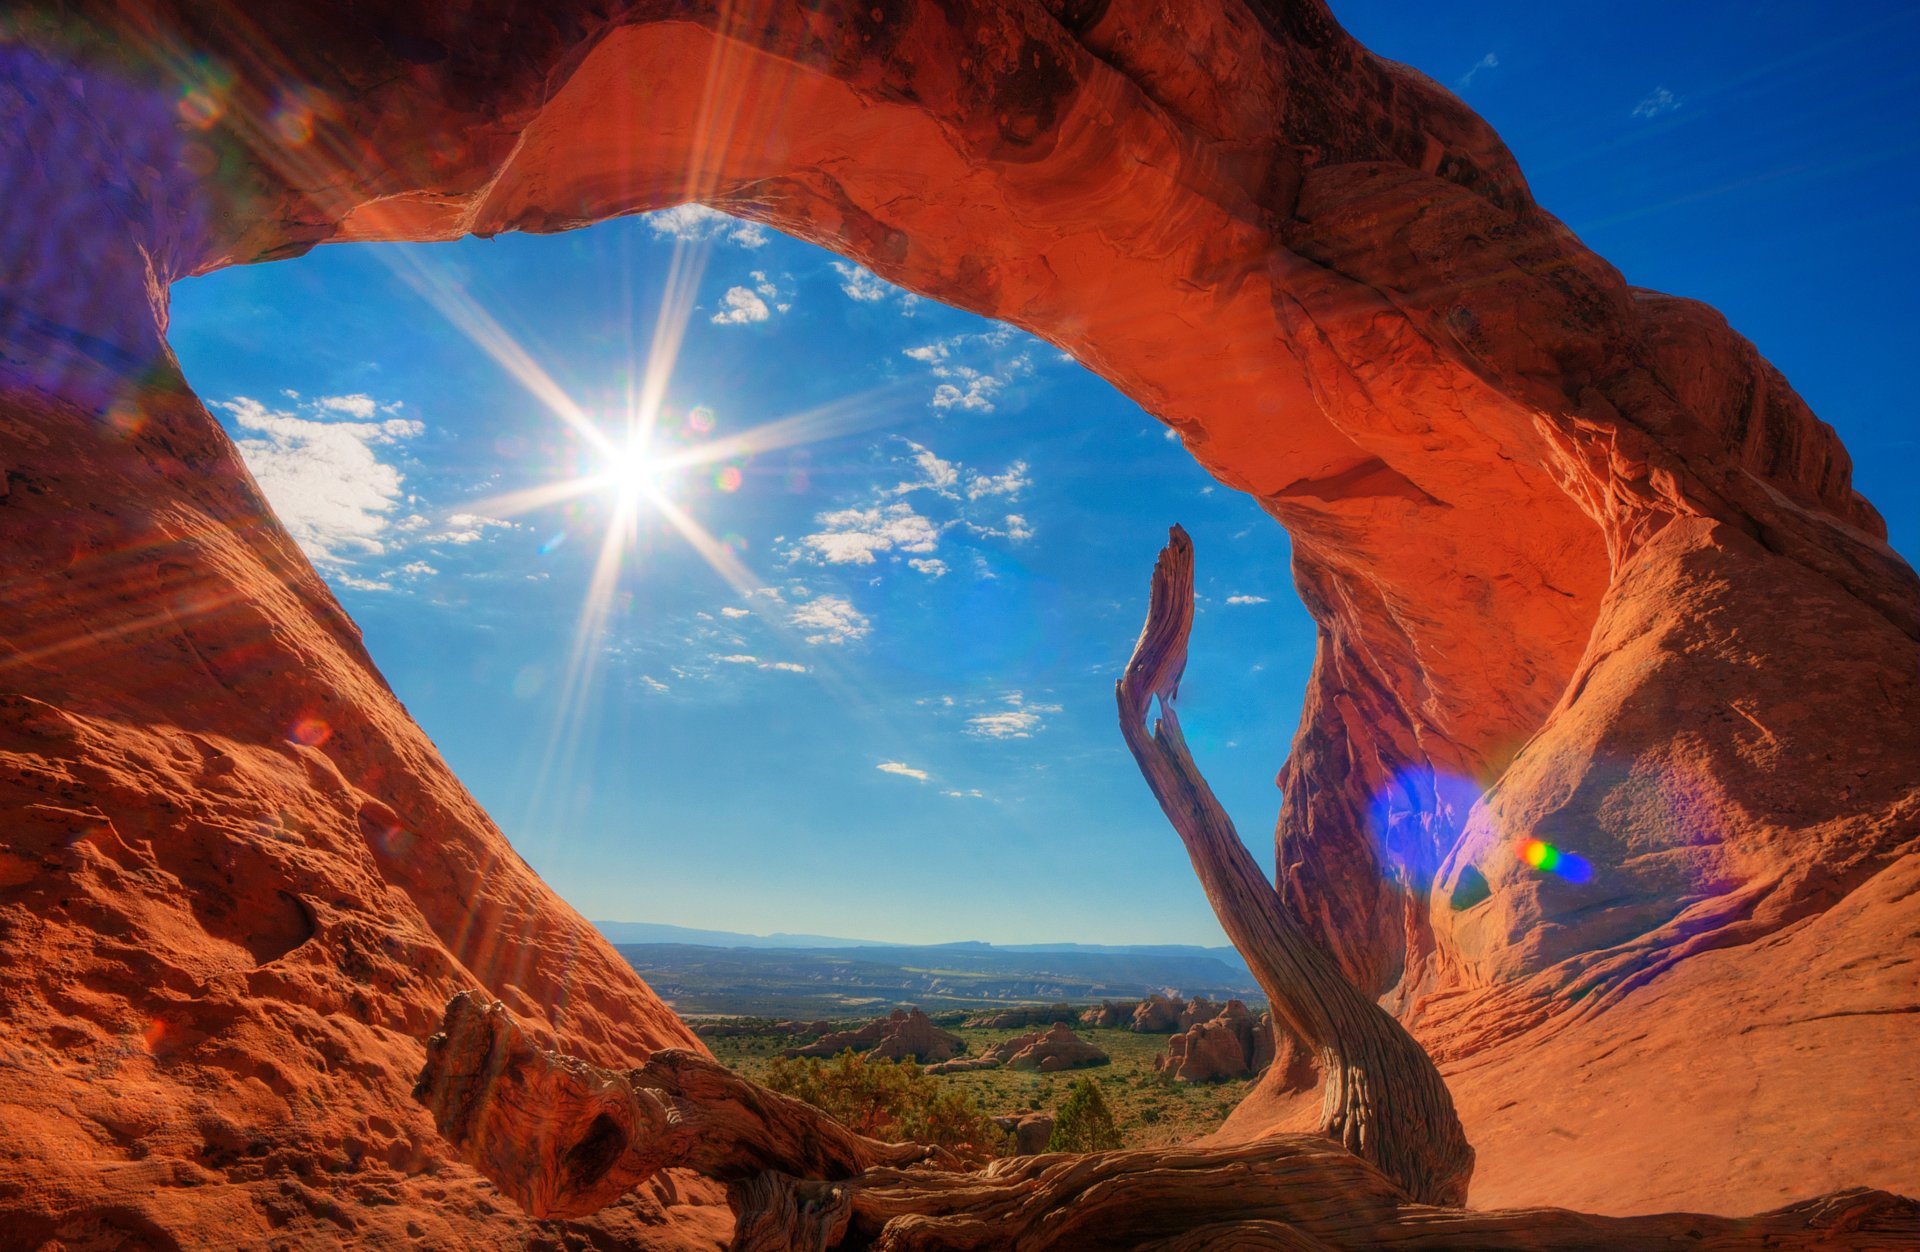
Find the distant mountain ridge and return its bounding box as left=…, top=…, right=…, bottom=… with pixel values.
left=592, top=919, right=1252, bottom=975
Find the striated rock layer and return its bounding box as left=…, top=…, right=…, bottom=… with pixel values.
left=0, top=0, right=1915, bottom=1241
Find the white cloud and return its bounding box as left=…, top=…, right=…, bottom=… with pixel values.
left=876, top=761, right=929, bottom=782
left=932, top=377, right=1001, bottom=412
left=316, top=393, right=378, bottom=418
left=335, top=572, right=394, bottom=592
left=904, top=328, right=1038, bottom=414
left=891, top=441, right=960, bottom=497
left=967, top=461, right=1029, bottom=500
left=645, top=203, right=768, bottom=248
left=942, top=788, right=985, bottom=799
left=1632, top=87, right=1681, bottom=119
left=711, top=285, right=771, bottom=325
left=763, top=661, right=810, bottom=674
left=1226, top=594, right=1269, bottom=606
left=908, top=558, right=948, bottom=578
left=966, top=710, right=1041, bottom=739
left=831, top=260, right=892, bottom=303
left=640, top=675, right=670, bottom=693
left=964, top=692, right=1062, bottom=740
left=1003, top=514, right=1033, bottom=542
left=430, top=512, right=514, bottom=544
left=395, top=561, right=438, bottom=578
left=720, top=606, right=751, bottom=618
left=801, top=502, right=940, bottom=565
left=790, top=595, right=870, bottom=646
left=713, top=654, right=760, bottom=665
left=1458, top=52, right=1498, bottom=88
left=217, top=394, right=422, bottom=566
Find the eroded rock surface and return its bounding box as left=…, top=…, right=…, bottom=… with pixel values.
left=1, top=0, right=1915, bottom=1238
left=1157, top=1000, right=1274, bottom=1083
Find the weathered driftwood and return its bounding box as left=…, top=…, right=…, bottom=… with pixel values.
left=414, top=990, right=947, bottom=1219
left=414, top=993, right=1920, bottom=1250
left=1115, top=525, right=1475, bottom=1206
left=728, top=1145, right=1918, bottom=1251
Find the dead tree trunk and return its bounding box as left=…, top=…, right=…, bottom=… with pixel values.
left=1115, top=525, right=1475, bottom=1206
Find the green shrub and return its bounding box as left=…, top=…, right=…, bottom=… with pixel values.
left=762, top=1050, right=1005, bottom=1163
left=1047, top=1076, right=1123, bottom=1152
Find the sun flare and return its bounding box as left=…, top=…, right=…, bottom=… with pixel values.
left=605, top=441, right=663, bottom=504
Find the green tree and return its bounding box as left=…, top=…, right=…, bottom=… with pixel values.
left=762, top=1050, right=1006, bottom=1163
left=1047, top=1076, right=1123, bottom=1152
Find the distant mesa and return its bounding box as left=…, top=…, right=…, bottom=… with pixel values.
left=961, top=1003, right=1081, bottom=1030
left=781, top=1007, right=965, bottom=1064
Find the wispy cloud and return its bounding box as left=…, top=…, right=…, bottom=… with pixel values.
left=900, top=326, right=1036, bottom=414
left=830, top=260, right=918, bottom=311
left=790, top=595, right=871, bottom=645
left=801, top=502, right=941, bottom=565
left=966, top=461, right=1029, bottom=500
left=1632, top=87, right=1681, bottom=119
left=430, top=512, right=514, bottom=544
left=964, top=692, right=1063, bottom=740
left=645, top=203, right=768, bottom=249
left=890, top=440, right=960, bottom=498
left=216, top=394, right=422, bottom=566
left=720, top=606, right=751, bottom=619
left=942, top=788, right=985, bottom=799
left=1225, top=594, right=1269, bottom=605
left=876, top=761, right=929, bottom=782
left=712, top=653, right=760, bottom=665
left=789, top=441, right=1033, bottom=579
left=1458, top=52, right=1498, bottom=88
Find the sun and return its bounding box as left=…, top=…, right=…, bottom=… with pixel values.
left=604, top=440, right=662, bottom=505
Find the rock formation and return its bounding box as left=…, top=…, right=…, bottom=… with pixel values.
left=1, top=0, right=1915, bottom=1239
left=1157, top=1000, right=1273, bottom=1083
left=1079, top=999, right=1139, bottom=1028
left=781, top=1008, right=964, bottom=1064
left=1129, top=993, right=1226, bottom=1033
left=991, top=1113, right=1057, bottom=1156
left=929, top=1022, right=1110, bottom=1075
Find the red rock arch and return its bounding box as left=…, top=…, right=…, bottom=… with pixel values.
left=2, top=2, right=1914, bottom=1243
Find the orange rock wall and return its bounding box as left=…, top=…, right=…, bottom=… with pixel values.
left=2, top=0, right=1914, bottom=1238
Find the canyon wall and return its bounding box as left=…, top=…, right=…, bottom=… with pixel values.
left=1, top=0, right=1914, bottom=1242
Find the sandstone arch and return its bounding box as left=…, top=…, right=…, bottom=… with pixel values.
left=1, top=1, right=1915, bottom=1244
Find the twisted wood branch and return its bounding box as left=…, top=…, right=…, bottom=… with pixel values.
left=1115, top=525, right=1475, bottom=1206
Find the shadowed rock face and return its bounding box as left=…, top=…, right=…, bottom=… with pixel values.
left=1, top=0, right=1915, bottom=1241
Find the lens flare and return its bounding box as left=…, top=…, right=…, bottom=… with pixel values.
left=290, top=715, right=331, bottom=746
left=1517, top=837, right=1593, bottom=883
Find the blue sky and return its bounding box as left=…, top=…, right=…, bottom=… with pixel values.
left=166, top=2, right=1916, bottom=947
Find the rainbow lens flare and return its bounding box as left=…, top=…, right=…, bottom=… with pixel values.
left=1517, top=838, right=1592, bottom=883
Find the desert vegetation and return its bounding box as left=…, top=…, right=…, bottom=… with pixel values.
left=706, top=1021, right=1253, bottom=1150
